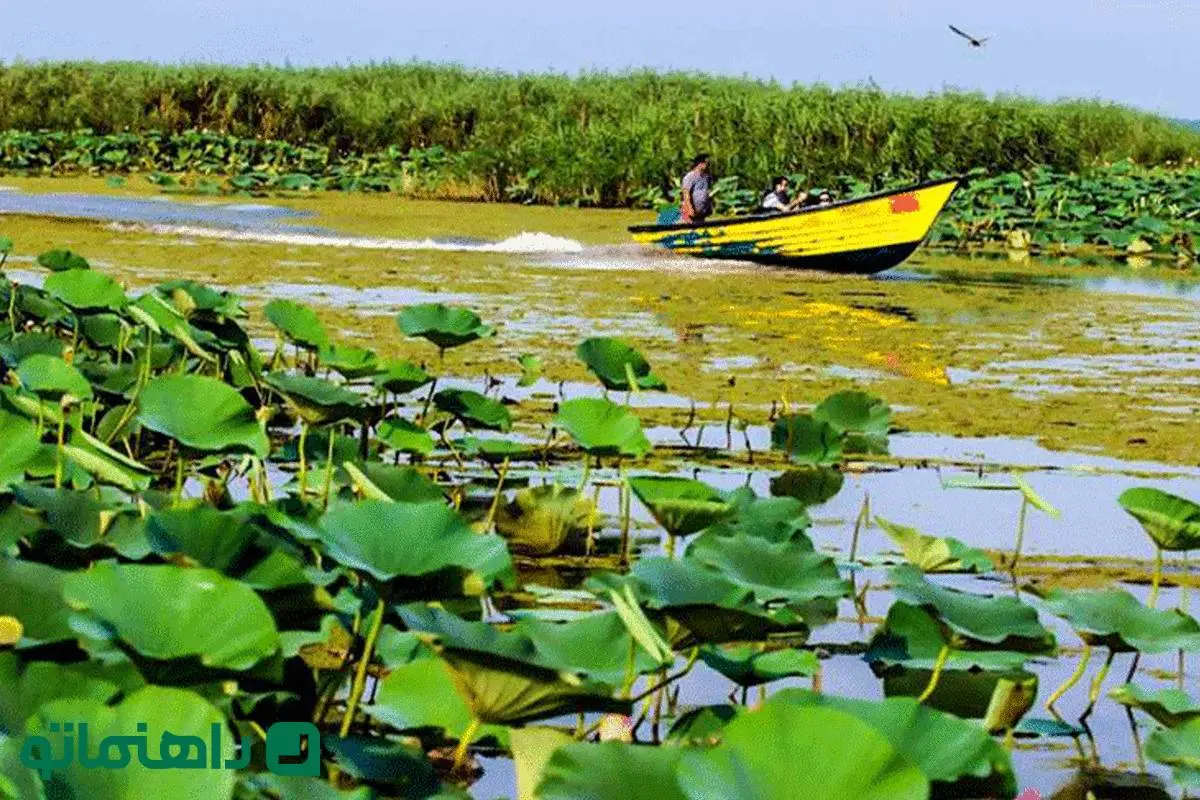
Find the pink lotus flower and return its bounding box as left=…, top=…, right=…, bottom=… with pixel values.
left=1016, top=790, right=1041, bottom=800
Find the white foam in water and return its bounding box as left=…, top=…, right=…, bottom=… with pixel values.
left=106, top=223, right=584, bottom=254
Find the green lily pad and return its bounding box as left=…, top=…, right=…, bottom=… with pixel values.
left=812, top=390, right=890, bottom=454
left=0, top=557, right=74, bottom=648
left=265, top=372, right=363, bottom=426
left=575, top=338, right=666, bottom=391
left=23, top=686, right=235, bottom=797
left=264, top=299, right=330, bottom=351
left=372, top=361, right=432, bottom=395
left=537, top=741, right=685, bottom=800
left=876, top=517, right=995, bottom=573
left=340, top=463, right=445, bottom=503
left=1146, top=717, right=1200, bottom=788
left=888, top=565, right=1055, bottom=650
left=1110, top=683, right=1200, bottom=728
left=433, top=389, right=511, bottom=432
left=554, top=398, right=650, bottom=457
left=42, top=269, right=127, bottom=311
left=1119, top=487, right=1200, bottom=551
left=1037, top=587, right=1200, bottom=653
left=678, top=702, right=929, bottom=800
left=36, top=249, right=90, bottom=272
left=0, top=653, right=143, bottom=735
left=16, top=354, right=93, bottom=402
left=770, top=414, right=843, bottom=465
left=377, top=417, right=435, bottom=456
left=494, top=484, right=596, bottom=555
left=699, top=645, right=819, bottom=687
left=0, top=408, right=41, bottom=487
left=628, top=476, right=733, bottom=538
left=63, top=562, right=281, bottom=671
left=318, top=344, right=380, bottom=379
left=317, top=500, right=514, bottom=591
left=697, top=490, right=812, bottom=544
left=137, top=375, right=269, bottom=457
left=516, top=354, right=543, bottom=387
left=397, top=304, right=494, bottom=351
left=769, top=467, right=845, bottom=507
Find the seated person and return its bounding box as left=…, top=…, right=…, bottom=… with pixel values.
left=759, top=176, right=807, bottom=213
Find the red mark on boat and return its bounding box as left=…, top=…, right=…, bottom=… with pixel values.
left=890, top=194, right=920, bottom=213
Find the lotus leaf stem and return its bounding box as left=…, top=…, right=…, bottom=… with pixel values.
left=917, top=644, right=952, bottom=703
left=1045, top=644, right=1092, bottom=713
left=174, top=451, right=185, bottom=505
left=339, top=597, right=385, bottom=738
left=452, top=717, right=482, bottom=774
left=585, top=484, right=601, bottom=556
left=619, top=467, right=632, bottom=567
left=297, top=423, right=309, bottom=500
left=1011, top=496, right=1030, bottom=578
left=418, top=375, right=439, bottom=426
left=630, top=647, right=699, bottom=703
left=1081, top=650, right=1116, bottom=720
left=53, top=413, right=66, bottom=489
left=103, top=328, right=154, bottom=446
left=321, top=428, right=336, bottom=508
left=1150, top=548, right=1164, bottom=608
left=482, top=457, right=510, bottom=531
left=849, top=491, right=870, bottom=564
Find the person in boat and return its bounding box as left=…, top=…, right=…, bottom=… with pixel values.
left=759, top=176, right=807, bottom=213
left=679, top=153, right=714, bottom=224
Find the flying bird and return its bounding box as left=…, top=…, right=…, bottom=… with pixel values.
left=948, top=25, right=989, bottom=48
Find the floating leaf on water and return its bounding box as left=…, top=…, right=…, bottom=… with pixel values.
left=769, top=467, right=845, bottom=507
left=575, top=337, right=666, bottom=392
left=1012, top=717, right=1084, bottom=738
left=554, top=398, right=651, bottom=457
left=397, top=303, right=494, bottom=350
left=701, top=490, right=813, bottom=544
left=1110, top=683, right=1200, bottom=729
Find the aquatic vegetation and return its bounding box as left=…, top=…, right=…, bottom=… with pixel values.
left=1119, top=487, right=1200, bottom=605
left=1, top=242, right=1199, bottom=797
left=875, top=517, right=995, bottom=573
left=576, top=338, right=666, bottom=392
left=1110, top=683, right=1200, bottom=728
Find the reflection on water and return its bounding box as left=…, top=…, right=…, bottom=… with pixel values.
left=887, top=265, right=1200, bottom=300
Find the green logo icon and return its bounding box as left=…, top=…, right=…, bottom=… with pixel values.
left=265, top=722, right=320, bottom=777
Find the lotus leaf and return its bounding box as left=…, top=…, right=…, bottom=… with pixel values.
left=0, top=332, right=64, bottom=367
left=397, top=303, right=494, bottom=350
left=36, top=249, right=90, bottom=272
left=341, top=463, right=445, bottom=503
left=768, top=467, right=844, bottom=507
left=699, top=645, right=819, bottom=687
left=137, top=374, right=269, bottom=457
left=318, top=344, right=380, bottom=379
left=0, top=654, right=143, bottom=735
left=1037, top=587, right=1200, bottom=653
left=876, top=517, right=995, bottom=573
left=495, top=484, right=595, bottom=555
left=813, top=390, right=890, bottom=453
left=865, top=602, right=1041, bottom=672
left=628, top=476, right=734, bottom=538
left=317, top=500, right=513, bottom=590
left=372, top=361, right=432, bottom=394
left=23, top=686, right=235, bottom=798
left=61, top=429, right=153, bottom=492
left=264, top=298, right=330, bottom=350
left=554, top=398, right=650, bottom=457
left=129, top=293, right=215, bottom=363
left=42, top=269, right=127, bottom=311
left=770, top=414, right=843, bottom=465
left=0, top=408, right=40, bottom=487
left=537, top=741, right=686, bottom=800
left=265, top=372, right=363, bottom=426
left=575, top=337, right=666, bottom=391
left=1111, top=683, right=1200, bottom=728
left=0, top=558, right=74, bottom=647
left=700, top=490, right=812, bottom=544
left=16, top=354, right=93, bottom=402
left=1146, top=717, right=1200, bottom=788
left=678, top=702, right=929, bottom=800
left=377, top=417, right=435, bottom=456
left=888, top=565, right=1055, bottom=649
left=63, top=562, right=280, bottom=670
left=516, top=353, right=543, bottom=387
left=322, top=735, right=440, bottom=793
left=1119, top=487, right=1200, bottom=551
left=433, top=388, right=511, bottom=431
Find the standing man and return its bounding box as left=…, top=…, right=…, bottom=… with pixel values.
left=680, top=153, right=714, bottom=224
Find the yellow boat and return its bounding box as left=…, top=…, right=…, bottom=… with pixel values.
left=628, top=177, right=960, bottom=274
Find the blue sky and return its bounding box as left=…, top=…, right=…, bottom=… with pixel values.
left=2, top=0, right=1196, bottom=118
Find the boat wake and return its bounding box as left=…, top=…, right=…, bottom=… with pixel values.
left=106, top=223, right=585, bottom=254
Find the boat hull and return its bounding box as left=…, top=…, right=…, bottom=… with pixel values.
left=628, top=177, right=960, bottom=275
